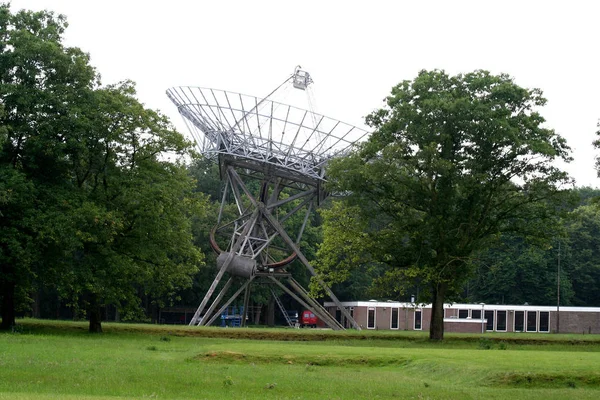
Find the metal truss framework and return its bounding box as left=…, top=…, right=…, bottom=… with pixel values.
left=166, top=85, right=369, bottom=184
left=167, top=69, right=365, bottom=330
left=187, top=164, right=358, bottom=330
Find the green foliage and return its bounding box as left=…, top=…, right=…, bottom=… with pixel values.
left=0, top=3, right=92, bottom=329
left=41, top=82, right=207, bottom=330
left=312, top=201, right=386, bottom=300
left=319, top=69, right=573, bottom=339
left=478, top=337, right=493, bottom=350
left=469, top=186, right=600, bottom=308
left=468, top=234, right=574, bottom=306
left=563, top=204, right=600, bottom=306
left=0, top=3, right=206, bottom=331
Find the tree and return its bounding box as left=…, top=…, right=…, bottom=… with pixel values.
left=0, top=3, right=97, bottom=330
left=0, top=160, right=36, bottom=329
left=0, top=4, right=205, bottom=332
left=318, top=70, right=572, bottom=340
left=43, top=82, right=207, bottom=333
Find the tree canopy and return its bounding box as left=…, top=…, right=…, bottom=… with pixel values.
left=0, top=3, right=205, bottom=332
left=317, top=69, right=573, bottom=339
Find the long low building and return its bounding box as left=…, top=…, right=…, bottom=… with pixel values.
left=324, top=301, right=600, bottom=334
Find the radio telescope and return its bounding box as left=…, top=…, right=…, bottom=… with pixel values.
left=167, top=67, right=368, bottom=330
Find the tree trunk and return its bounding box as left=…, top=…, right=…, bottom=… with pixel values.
left=0, top=279, right=16, bottom=331
left=253, top=304, right=262, bottom=325
left=267, top=295, right=275, bottom=327
left=429, top=282, right=448, bottom=340
left=151, top=303, right=158, bottom=324
left=87, top=294, right=103, bottom=333
left=32, top=290, right=41, bottom=319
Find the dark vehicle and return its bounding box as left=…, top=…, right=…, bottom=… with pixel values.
left=301, top=310, right=318, bottom=328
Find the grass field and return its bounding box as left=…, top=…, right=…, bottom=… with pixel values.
left=1, top=320, right=600, bottom=399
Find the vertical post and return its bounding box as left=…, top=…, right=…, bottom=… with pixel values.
left=557, top=240, right=561, bottom=334
left=241, top=283, right=251, bottom=328
left=480, top=303, right=485, bottom=334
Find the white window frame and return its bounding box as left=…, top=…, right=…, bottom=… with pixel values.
left=495, top=310, right=507, bottom=332
left=485, top=309, right=495, bottom=332
left=514, top=310, right=525, bottom=332
left=458, top=309, right=469, bottom=319
left=390, top=307, right=400, bottom=330
left=538, top=311, right=550, bottom=333
left=367, top=307, right=376, bottom=330
left=526, top=311, right=538, bottom=332
left=414, top=309, right=422, bottom=330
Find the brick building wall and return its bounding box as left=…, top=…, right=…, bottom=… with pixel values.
left=553, top=311, right=600, bottom=334
left=325, top=301, right=600, bottom=334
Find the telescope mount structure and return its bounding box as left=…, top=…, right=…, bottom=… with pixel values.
left=167, top=67, right=368, bottom=330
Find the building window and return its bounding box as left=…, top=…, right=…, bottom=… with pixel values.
left=526, top=311, right=537, bottom=332
left=367, top=307, right=376, bottom=329
left=391, top=308, right=399, bottom=329
left=414, top=310, right=422, bottom=330
left=458, top=309, right=469, bottom=319
left=496, top=310, right=507, bottom=331
left=471, top=309, right=481, bottom=319
left=485, top=310, right=494, bottom=331
left=514, top=311, right=524, bottom=332
left=335, top=308, right=342, bottom=323
left=539, top=311, right=550, bottom=332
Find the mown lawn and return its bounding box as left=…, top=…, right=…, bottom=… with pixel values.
left=1, top=319, right=600, bottom=399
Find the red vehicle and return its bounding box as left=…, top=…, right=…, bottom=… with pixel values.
left=300, top=310, right=318, bottom=328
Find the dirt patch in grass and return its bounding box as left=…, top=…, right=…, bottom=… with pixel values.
left=193, top=350, right=412, bottom=367
left=490, top=372, right=600, bottom=388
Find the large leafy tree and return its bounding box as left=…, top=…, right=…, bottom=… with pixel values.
left=47, top=82, right=206, bottom=332
left=319, top=70, right=572, bottom=340
left=0, top=4, right=96, bottom=329
left=0, top=4, right=205, bottom=332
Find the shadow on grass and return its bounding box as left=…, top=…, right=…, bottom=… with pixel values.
left=490, top=372, right=600, bottom=389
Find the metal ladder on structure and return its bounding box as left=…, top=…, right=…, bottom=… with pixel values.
left=271, top=288, right=294, bottom=327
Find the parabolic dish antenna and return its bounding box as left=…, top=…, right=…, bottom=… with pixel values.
left=167, top=67, right=368, bottom=329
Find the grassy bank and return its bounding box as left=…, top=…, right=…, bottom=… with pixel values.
left=1, top=319, right=600, bottom=399
left=14, top=318, right=600, bottom=345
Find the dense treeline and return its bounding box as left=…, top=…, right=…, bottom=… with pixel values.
left=3, top=4, right=600, bottom=338
left=465, top=187, right=600, bottom=308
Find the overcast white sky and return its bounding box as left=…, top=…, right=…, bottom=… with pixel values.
left=9, top=0, right=600, bottom=187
